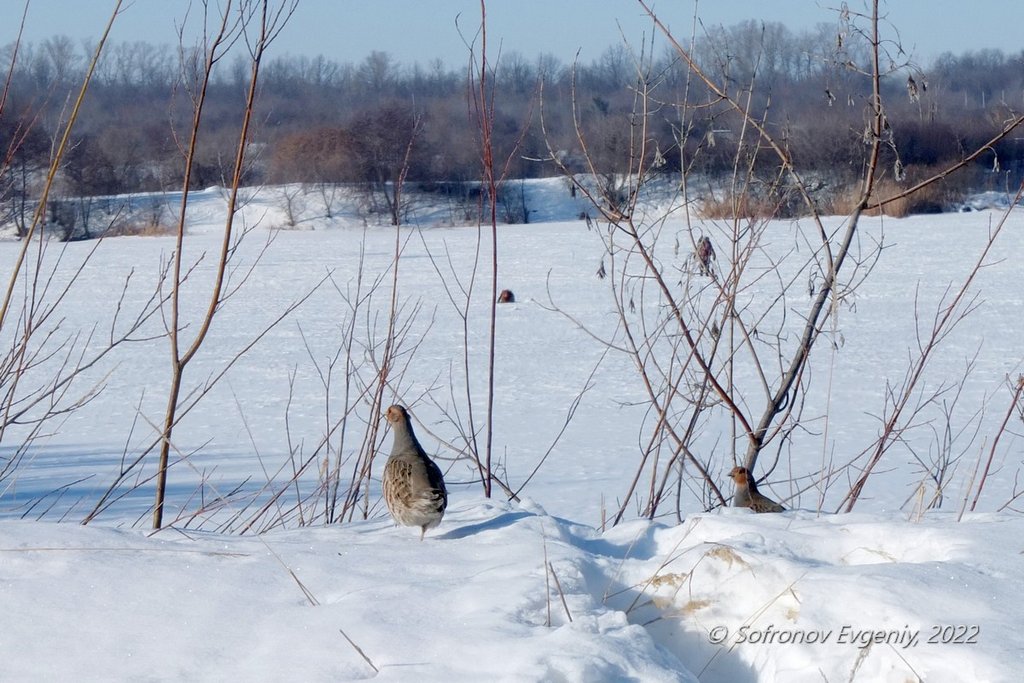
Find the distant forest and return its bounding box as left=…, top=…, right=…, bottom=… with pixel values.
left=3, top=19, right=1024, bottom=216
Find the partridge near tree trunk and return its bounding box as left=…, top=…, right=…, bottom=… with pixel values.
left=382, top=405, right=448, bottom=540
left=729, top=466, right=785, bottom=513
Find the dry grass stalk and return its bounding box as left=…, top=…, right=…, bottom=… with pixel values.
left=547, top=561, right=574, bottom=624
left=339, top=628, right=379, bottom=675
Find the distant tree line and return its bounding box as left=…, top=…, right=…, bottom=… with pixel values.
left=2, top=20, right=1023, bottom=222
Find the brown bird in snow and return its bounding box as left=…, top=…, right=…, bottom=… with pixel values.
left=695, top=235, right=716, bottom=277
left=728, top=466, right=785, bottom=513
left=382, top=404, right=448, bottom=539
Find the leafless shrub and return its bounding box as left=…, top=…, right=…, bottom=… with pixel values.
left=535, top=0, right=1024, bottom=524
left=0, top=2, right=161, bottom=501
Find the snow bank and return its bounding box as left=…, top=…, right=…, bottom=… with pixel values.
left=3, top=502, right=1021, bottom=681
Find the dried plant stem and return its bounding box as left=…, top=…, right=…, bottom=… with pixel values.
left=969, top=375, right=1024, bottom=512
left=339, top=628, right=379, bottom=674
left=548, top=561, right=573, bottom=624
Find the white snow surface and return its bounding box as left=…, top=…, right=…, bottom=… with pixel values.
left=1, top=179, right=1023, bottom=682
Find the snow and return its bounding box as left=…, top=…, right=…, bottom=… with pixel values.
left=1, top=178, right=1022, bottom=681
left=0, top=500, right=692, bottom=682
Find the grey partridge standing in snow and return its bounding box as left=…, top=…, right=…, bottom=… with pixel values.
left=729, top=466, right=785, bottom=513
left=382, top=404, right=448, bottom=539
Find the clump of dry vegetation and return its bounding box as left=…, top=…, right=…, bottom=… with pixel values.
left=828, top=168, right=970, bottom=217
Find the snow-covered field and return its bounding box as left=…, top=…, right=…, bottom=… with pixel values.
left=1, top=180, right=1022, bottom=681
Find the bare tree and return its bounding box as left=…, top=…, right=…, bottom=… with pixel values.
left=347, top=102, right=423, bottom=225
left=151, top=0, right=297, bottom=529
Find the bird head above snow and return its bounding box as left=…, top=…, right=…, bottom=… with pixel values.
left=386, top=404, right=410, bottom=425
left=728, top=466, right=751, bottom=485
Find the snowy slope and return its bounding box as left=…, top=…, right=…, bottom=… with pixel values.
left=1, top=179, right=1022, bottom=681
left=3, top=502, right=1022, bottom=681
left=0, top=500, right=692, bottom=682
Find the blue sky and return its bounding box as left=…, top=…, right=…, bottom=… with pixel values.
left=4, top=1, right=1023, bottom=68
